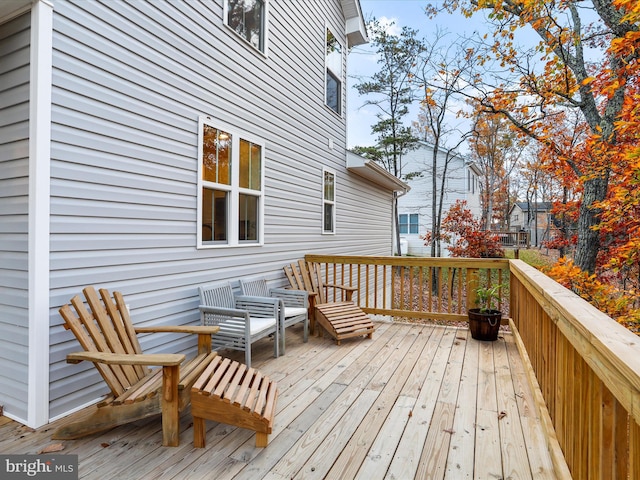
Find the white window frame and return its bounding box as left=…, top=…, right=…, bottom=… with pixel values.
left=223, top=0, right=269, bottom=54
left=325, top=26, right=343, bottom=116
left=197, top=117, right=265, bottom=248
left=322, top=168, right=336, bottom=234
left=399, top=213, right=419, bottom=235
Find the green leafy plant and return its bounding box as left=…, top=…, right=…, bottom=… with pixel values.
left=473, top=283, right=507, bottom=313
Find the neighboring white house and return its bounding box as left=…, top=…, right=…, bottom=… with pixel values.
left=396, top=142, right=482, bottom=256
left=0, top=0, right=408, bottom=429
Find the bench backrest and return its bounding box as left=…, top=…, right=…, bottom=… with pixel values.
left=238, top=277, right=270, bottom=298
left=199, top=282, right=236, bottom=308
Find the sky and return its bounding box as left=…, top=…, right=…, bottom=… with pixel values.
left=346, top=0, right=493, bottom=149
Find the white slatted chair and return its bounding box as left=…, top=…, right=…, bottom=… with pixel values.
left=239, top=276, right=309, bottom=354
left=199, top=282, right=280, bottom=367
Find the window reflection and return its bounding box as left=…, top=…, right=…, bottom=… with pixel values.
left=202, top=125, right=231, bottom=185
left=227, top=0, right=265, bottom=51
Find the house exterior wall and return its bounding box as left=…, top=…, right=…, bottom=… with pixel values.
left=510, top=204, right=553, bottom=246
left=43, top=0, right=389, bottom=420
left=0, top=11, right=31, bottom=422
left=397, top=143, right=480, bottom=256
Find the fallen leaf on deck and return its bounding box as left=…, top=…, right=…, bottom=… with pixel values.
left=498, top=411, right=507, bottom=420
left=38, top=443, right=64, bottom=454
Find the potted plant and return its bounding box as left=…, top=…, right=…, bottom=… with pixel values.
left=468, top=283, right=505, bottom=341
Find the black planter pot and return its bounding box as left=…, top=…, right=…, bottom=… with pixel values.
left=467, top=308, right=502, bottom=341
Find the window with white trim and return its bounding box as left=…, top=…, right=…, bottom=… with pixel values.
left=325, top=28, right=342, bottom=114
left=399, top=213, right=419, bottom=234
left=322, top=169, right=336, bottom=234
left=198, top=117, right=264, bottom=247
left=225, top=0, right=267, bottom=52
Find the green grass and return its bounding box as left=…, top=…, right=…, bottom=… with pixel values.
left=505, top=249, right=555, bottom=269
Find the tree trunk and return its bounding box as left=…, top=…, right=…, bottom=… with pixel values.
left=574, top=176, right=608, bottom=274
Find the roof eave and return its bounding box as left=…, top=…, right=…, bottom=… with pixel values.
left=346, top=151, right=410, bottom=193
left=341, top=0, right=369, bottom=47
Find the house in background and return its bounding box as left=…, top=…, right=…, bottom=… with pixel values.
left=0, top=0, right=408, bottom=430
left=509, top=202, right=558, bottom=247
left=396, top=142, right=482, bottom=256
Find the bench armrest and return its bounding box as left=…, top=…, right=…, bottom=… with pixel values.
left=270, top=287, right=309, bottom=308
left=199, top=305, right=250, bottom=318
left=235, top=295, right=280, bottom=317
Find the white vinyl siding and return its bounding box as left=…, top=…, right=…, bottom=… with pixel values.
left=0, top=12, right=31, bottom=422
left=32, top=0, right=390, bottom=421
left=397, top=143, right=479, bottom=256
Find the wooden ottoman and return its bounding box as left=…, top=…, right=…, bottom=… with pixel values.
left=314, top=301, right=375, bottom=345
left=191, top=355, right=277, bottom=448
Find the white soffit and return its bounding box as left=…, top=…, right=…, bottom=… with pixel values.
left=346, top=151, right=410, bottom=193
left=341, top=0, right=368, bottom=46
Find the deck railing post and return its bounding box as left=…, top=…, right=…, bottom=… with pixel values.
left=467, top=268, right=479, bottom=311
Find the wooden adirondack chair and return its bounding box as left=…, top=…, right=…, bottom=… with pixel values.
left=52, top=286, right=220, bottom=447
left=283, top=260, right=375, bottom=345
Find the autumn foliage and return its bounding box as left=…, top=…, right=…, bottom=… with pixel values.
left=425, top=200, right=505, bottom=258
left=426, top=0, right=640, bottom=327
left=545, top=258, right=640, bottom=327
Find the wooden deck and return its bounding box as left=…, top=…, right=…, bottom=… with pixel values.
left=0, top=321, right=557, bottom=479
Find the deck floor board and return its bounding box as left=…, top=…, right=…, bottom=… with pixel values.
left=1, top=322, right=557, bottom=479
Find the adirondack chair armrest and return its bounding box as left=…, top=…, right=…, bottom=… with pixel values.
left=324, top=283, right=357, bottom=293
left=135, top=326, right=219, bottom=355
left=66, top=351, right=185, bottom=366
left=134, top=326, right=220, bottom=335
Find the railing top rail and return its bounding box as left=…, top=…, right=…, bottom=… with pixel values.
left=305, top=254, right=510, bottom=269
left=509, top=259, right=640, bottom=423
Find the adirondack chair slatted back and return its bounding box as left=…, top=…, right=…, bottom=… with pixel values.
left=59, top=286, right=150, bottom=397
left=284, top=260, right=326, bottom=303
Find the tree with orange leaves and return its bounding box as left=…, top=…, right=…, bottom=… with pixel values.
left=428, top=0, right=640, bottom=277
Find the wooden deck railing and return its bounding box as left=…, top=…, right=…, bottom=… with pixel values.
left=510, top=259, right=640, bottom=479
left=305, top=254, right=640, bottom=478
left=305, top=254, right=510, bottom=323
left=495, top=230, right=530, bottom=248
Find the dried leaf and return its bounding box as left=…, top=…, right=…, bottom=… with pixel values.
left=408, top=410, right=413, bottom=417
left=101, top=442, right=111, bottom=448
left=498, top=411, right=507, bottom=420
left=38, top=443, right=65, bottom=454
left=443, top=428, right=455, bottom=434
